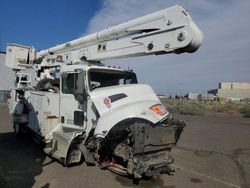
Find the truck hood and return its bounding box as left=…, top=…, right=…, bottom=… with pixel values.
left=89, top=84, right=163, bottom=116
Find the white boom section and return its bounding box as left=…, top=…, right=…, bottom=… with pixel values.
left=5, top=5, right=203, bottom=70
left=37, top=5, right=203, bottom=63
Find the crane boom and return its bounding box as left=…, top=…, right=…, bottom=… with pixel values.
left=38, top=5, right=202, bottom=59
left=6, top=5, right=203, bottom=70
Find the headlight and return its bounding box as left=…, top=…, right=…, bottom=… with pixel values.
left=150, top=104, right=167, bottom=116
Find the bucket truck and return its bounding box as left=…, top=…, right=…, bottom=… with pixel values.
left=5, top=5, right=203, bottom=179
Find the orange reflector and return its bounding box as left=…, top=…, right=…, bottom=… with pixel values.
left=150, top=104, right=167, bottom=116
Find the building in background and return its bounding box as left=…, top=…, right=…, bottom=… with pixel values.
left=0, top=52, right=15, bottom=90
left=209, top=82, right=250, bottom=101
left=185, top=92, right=214, bottom=101
left=185, top=93, right=199, bottom=100
left=157, top=94, right=166, bottom=99
left=0, top=51, right=15, bottom=102
left=197, top=93, right=214, bottom=101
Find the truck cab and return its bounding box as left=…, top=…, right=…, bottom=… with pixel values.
left=59, top=63, right=169, bottom=138
left=50, top=63, right=184, bottom=178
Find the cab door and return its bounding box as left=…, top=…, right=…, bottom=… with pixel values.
left=60, top=70, right=86, bottom=131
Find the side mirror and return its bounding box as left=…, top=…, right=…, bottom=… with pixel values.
left=74, top=69, right=86, bottom=103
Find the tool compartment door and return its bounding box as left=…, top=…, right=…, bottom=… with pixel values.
left=28, top=92, right=59, bottom=137
left=28, top=92, right=45, bottom=136
left=42, top=93, right=59, bottom=138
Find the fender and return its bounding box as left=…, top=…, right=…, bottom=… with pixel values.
left=64, top=131, right=84, bottom=165
left=94, top=100, right=169, bottom=138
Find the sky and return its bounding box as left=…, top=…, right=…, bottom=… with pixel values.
left=1, top=0, right=250, bottom=95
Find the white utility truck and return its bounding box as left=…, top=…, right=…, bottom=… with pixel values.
left=6, top=5, right=203, bottom=179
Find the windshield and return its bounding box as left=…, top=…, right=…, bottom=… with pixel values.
left=88, top=68, right=137, bottom=91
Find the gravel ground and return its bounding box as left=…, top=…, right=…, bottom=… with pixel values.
left=0, top=103, right=250, bottom=188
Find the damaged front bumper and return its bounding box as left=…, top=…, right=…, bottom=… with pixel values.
left=128, top=118, right=186, bottom=178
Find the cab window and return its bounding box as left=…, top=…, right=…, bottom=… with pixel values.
left=88, top=69, right=137, bottom=91
left=62, top=73, right=77, bottom=94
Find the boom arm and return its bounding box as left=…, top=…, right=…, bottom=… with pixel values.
left=6, top=5, right=203, bottom=70
left=38, top=5, right=203, bottom=62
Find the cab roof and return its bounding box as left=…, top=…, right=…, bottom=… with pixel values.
left=60, top=62, right=131, bottom=73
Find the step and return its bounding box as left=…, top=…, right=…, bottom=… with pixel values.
left=44, top=147, right=65, bottom=162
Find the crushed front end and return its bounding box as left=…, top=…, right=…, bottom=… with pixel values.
left=99, top=117, right=186, bottom=179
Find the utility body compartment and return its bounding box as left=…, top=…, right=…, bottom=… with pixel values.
left=28, top=91, right=59, bottom=140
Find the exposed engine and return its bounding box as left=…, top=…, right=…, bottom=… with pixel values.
left=89, top=118, right=186, bottom=179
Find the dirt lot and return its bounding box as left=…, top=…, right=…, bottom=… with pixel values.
left=0, top=103, right=250, bottom=188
